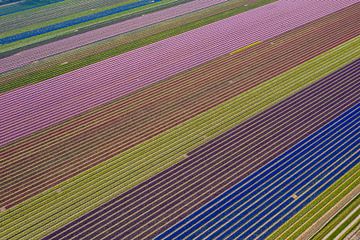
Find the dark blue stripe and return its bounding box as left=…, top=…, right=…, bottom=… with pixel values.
left=155, top=103, right=360, bottom=239
left=175, top=114, right=359, bottom=239
left=0, top=0, right=160, bottom=44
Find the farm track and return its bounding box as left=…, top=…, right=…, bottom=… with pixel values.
left=1, top=35, right=358, bottom=240
left=1, top=7, right=359, bottom=209
left=42, top=59, right=360, bottom=240
left=1, top=1, right=357, bottom=146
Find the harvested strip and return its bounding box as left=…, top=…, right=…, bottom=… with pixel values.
left=0, top=0, right=229, bottom=72
left=1, top=9, right=358, bottom=209
left=156, top=103, right=360, bottom=240
left=1, top=1, right=357, bottom=147
left=312, top=195, right=360, bottom=240
left=343, top=221, right=360, bottom=240
left=325, top=205, right=360, bottom=240
left=1, top=35, right=358, bottom=240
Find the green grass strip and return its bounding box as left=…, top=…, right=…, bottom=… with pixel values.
left=0, top=36, right=359, bottom=240
left=267, top=163, right=360, bottom=240
left=339, top=218, right=360, bottom=240
left=0, top=0, right=179, bottom=53
left=0, top=0, right=276, bottom=93
left=312, top=194, right=360, bottom=240
left=333, top=205, right=360, bottom=240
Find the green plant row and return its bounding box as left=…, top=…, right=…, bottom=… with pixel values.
left=0, top=35, right=358, bottom=240
left=312, top=194, right=360, bottom=240
left=0, top=0, right=276, bottom=93
left=338, top=218, right=360, bottom=240
left=267, top=163, right=360, bottom=239
left=0, top=0, right=181, bottom=53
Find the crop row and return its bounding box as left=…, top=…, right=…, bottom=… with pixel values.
left=44, top=59, right=360, bottom=240
left=0, top=0, right=64, bottom=17
left=314, top=195, right=360, bottom=239
left=0, top=0, right=161, bottom=44
left=0, top=0, right=134, bottom=32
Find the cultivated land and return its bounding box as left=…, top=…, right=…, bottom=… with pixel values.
left=1, top=6, right=359, bottom=209
left=0, top=33, right=358, bottom=240
left=0, top=0, right=190, bottom=53
left=156, top=102, right=359, bottom=239
left=0, top=0, right=135, bottom=32
left=0, top=0, right=230, bottom=73
left=0, top=0, right=275, bottom=92
left=1, top=1, right=359, bottom=239
left=1, top=0, right=357, bottom=147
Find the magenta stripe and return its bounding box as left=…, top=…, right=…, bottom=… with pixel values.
left=0, top=0, right=357, bottom=147
left=0, top=0, right=228, bottom=73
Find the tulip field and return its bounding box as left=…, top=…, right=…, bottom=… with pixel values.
left=0, top=0, right=359, bottom=239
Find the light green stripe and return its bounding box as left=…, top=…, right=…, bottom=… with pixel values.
left=313, top=194, right=360, bottom=240
left=1, top=36, right=359, bottom=240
